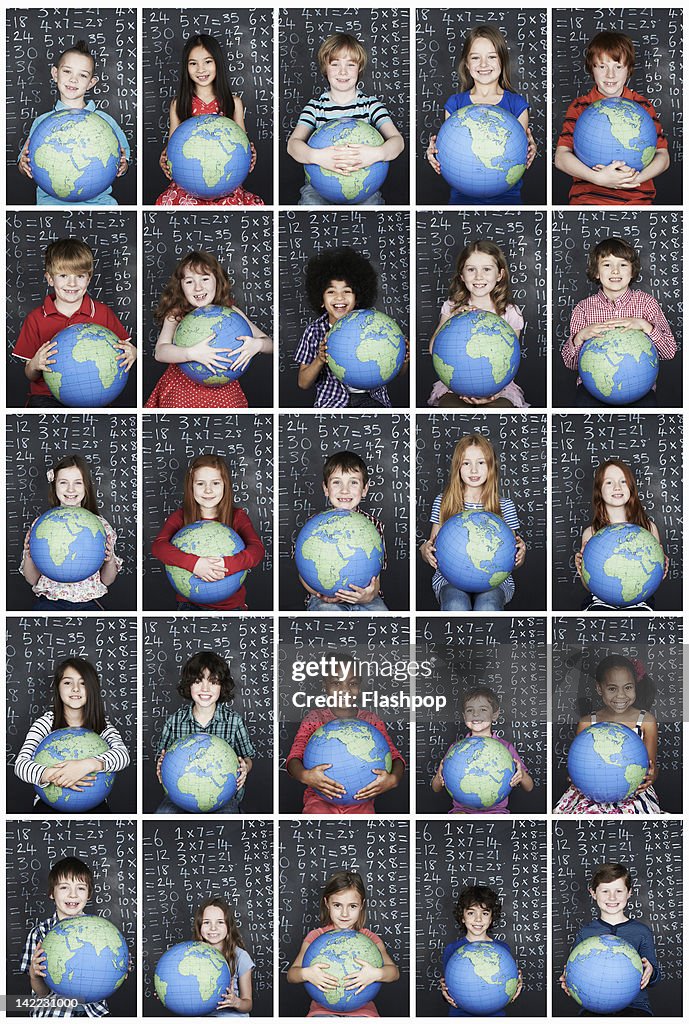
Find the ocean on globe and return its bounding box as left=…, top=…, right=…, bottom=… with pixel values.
left=155, top=941, right=231, bottom=1016
left=160, top=733, right=240, bottom=812
left=326, top=309, right=406, bottom=389
left=443, top=737, right=515, bottom=810
left=435, top=105, right=528, bottom=199
left=28, top=108, right=120, bottom=201
left=43, top=324, right=128, bottom=408
left=305, top=118, right=388, bottom=204
left=164, top=521, right=247, bottom=604
left=294, top=509, right=384, bottom=597
left=43, top=916, right=128, bottom=1002
left=29, top=507, right=106, bottom=583
left=565, top=935, right=642, bottom=1013
left=167, top=114, right=251, bottom=200
left=302, top=719, right=393, bottom=805
left=578, top=328, right=658, bottom=405
left=174, top=305, right=252, bottom=386
left=33, top=727, right=115, bottom=811
left=573, top=98, right=657, bottom=172
left=445, top=941, right=519, bottom=1015
left=567, top=722, right=649, bottom=804
left=432, top=310, right=520, bottom=398
left=581, top=523, right=664, bottom=608
left=303, top=929, right=383, bottom=1011
left=435, top=511, right=516, bottom=593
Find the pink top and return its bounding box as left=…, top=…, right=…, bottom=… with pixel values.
left=304, top=925, right=385, bottom=1017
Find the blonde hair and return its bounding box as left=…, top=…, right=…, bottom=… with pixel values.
left=318, top=33, right=368, bottom=77
left=45, top=238, right=94, bottom=277
left=439, top=434, right=501, bottom=521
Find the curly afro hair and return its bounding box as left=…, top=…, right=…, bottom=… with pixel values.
left=305, top=248, right=378, bottom=312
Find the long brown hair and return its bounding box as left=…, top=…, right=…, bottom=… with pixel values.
left=439, top=434, right=501, bottom=522
left=320, top=871, right=367, bottom=930
left=154, top=251, right=235, bottom=323
left=52, top=657, right=106, bottom=733
left=447, top=240, right=512, bottom=316
left=590, top=459, right=652, bottom=533
left=192, top=898, right=246, bottom=976
left=183, top=455, right=234, bottom=527
left=174, top=34, right=235, bottom=123
left=458, top=25, right=515, bottom=92
left=48, top=454, right=99, bottom=514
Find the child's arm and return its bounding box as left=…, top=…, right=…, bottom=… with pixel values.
left=221, top=510, right=265, bottom=575
left=153, top=314, right=233, bottom=371
left=510, top=758, right=534, bottom=793
left=575, top=526, right=593, bottom=586
left=431, top=758, right=445, bottom=792
left=287, top=122, right=360, bottom=173
left=649, top=521, right=669, bottom=579
left=344, top=939, right=399, bottom=991
left=636, top=712, right=659, bottom=791
left=353, top=756, right=404, bottom=801
left=152, top=511, right=223, bottom=581
left=226, top=307, right=274, bottom=373
left=28, top=942, right=51, bottom=996
left=287, top=936, right=339, bottom=989
left=20, top=525, right=41, bottom=585
left=343, top=120, right=404, bottom=171
left=419, top=523, right=441, bottom=568
left=218, top=968, right=253, bottom=1013
left=24, top=340, right=58, bottom=382
left=298, top=341, right=328, bottom=390
left=99, top=524, right=121, bottom=586
left=426, top=111, right=450, bottom=174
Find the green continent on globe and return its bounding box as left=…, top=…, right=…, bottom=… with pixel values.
left=174, top=739, right=238, bottom=809
left=167, top=524, right=244, bottom=597
left=34, top=511, right=104, bottom=569
left=327, top=355, right=347, bottom=381
left=465, top=313, right=515, bottom=385
left=316, top=934, right=382, bottom=1005
left=601, top=534, right=659, bottom=603
left=352, top=317, right=401, bottom=379
left=579, top=331, right=650, bottom=397
left=505, top=163, right=526, bottom=185
left=624, top=762, right=647, bottom=791
left=45, top=371, right=63, bottom=397
left=72, top=334, right=118, bottom=389
left=433, top=354, right=454, bottom=388
left=569, top=936, right=642, bottom=977
left=458, top=742, right=511, bottom=807
left=175, top=313, right=227, bottom=349
left=45, top=919, right=125, bottom=988
left=323, top=723, right=390, bottom=767
left=590, top=726, right=626, bottom=766
left=596, top=103, right=652, bottom=161
left=301, top=517, right=380, bottom=592
left=178, top=948, right=224, bottom=1001
left=181, top=122, right=246, bottom=188
left=43, top=932, right=73, bottom=984
left=155, top=976, right=168, bottom=1001
left=641, top=146, right=656, bottom=166
left=463, top=946, right=512, bottom=993
left=462, top=108, right=510, bottom=170
left=34, top=116, right=118, bottom=198
left=319, top=122, right=382, bottom=200
left=35, top=732, right=108, bottom=804
left=464, top=517, right=509, bottom=585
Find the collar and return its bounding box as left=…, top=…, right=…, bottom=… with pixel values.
left=596, top=287, right=632, bottom=308
left=42, top=293, right=95, bottom=318
left=591, top=85, right=633, bottom=102
left=54, top=98, right=96, bottom=112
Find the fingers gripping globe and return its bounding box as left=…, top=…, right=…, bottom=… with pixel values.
left=160, top=733, right=240, bottom=812
left=167, top=114, right=251, bottom=200
left=305, top=117, right=389, bottom=204
left=295, top=509, right=384, bottom=597
left=565, top=935, right=643, bottom=1014
left=302, top=718, right=393, bottom=805
left=155, top=941, right=231, bottom=1015
left=445, top=941, right=519, bottom=1015
left=164, top=521, right=247, bottom=604
left=29, top=507, right=107, bottom=583
left=578, top=328, right=658, bottom=405
left=567, top=722, right=649, bottom=804
left=326, top=309, right=406, bottom=389
left=443, top=737, right=515, bottom=810
left=573, top=98, right=657, bottom=172
left=435, top=105, right=528, bottom=199
left=42, top=916, right=128, bottom=1003
left=173, top=305, right=253, bottom=386
left=580, top=523, right=664, bottom=607
left=43, top=324, right=129, bottom=408
left=432, top=310, right=520, bottom=398
left=435, top=511, right=516, bottom=593
left=33, top=727, right=115, bottom=811
left=302, top=930, right=383, bottom=1011
left=28, top=108, right=120, bottom=201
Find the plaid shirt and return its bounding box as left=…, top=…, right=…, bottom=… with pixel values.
left=21, top=913, right=109, bottom=1017
left=294, top=312, right=392, bottom=408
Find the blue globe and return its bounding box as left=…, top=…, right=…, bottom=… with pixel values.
left=432, top=310, right=520, bottom=398
left=303, top=930, right=383, bottom=1011
left=28, top=108, right=120, bottom=202
left=436, top=105, right=528, bottom=199
left=567, top=722, right=649, bottom=804
left=573, top=98, right=657, bottom=172
left=173, top=305, right=253, bottom=386
left=155, top=941, right=231, bottom=1016
left=43, top=324, right=128, bottom=408
left=302, top=718, right=393, bottom=805
left=305, top=118, right=389, bottom=204
left=445, top=941, right=519, bottom=1014
left=160, top=733, right=240, bottom=812
left=565, top=935, right=643, bottom=1013
left=33, top=727, right=115, bottom=811
left=326, top=309, right=405, bottom=389
left=295, top=509, right=384, bottom=597
left=164, top=520, right=247, bottom=604
left=443, top=737, right=515, bottom=809
left=578, top=328, right=658, bottom=405
left=43, top=916, right=128, bottom=1002
left=167, top=114, right=251, bottom=199
left=435, top=511, right=516, bottom=593
left=30, top=507, right=107, bottom=583
left=581, top=523, right=664, bottom=608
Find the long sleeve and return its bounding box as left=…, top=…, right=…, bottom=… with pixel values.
left=644, top=295, right=676, bottom=359
left=223, top=508, right=265, bottom=573
left=562, top=302, right=587, bottom=369
left=14, top=712, right=55, bottom=786
left=151, top=509, right=199, bottom=572
left=98, top=718, right=131, bottom=772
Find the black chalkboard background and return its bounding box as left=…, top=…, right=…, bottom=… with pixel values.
left=278, top=8, right=410, bottom=204
left=416, top=210, right=547, bottom=408
left=142, top=820, right=273, bottom=1017
left=279, top=819, right=410, bottom=1016
left=552, top=414, right=683, bottom=611
left=416, top=819, right=547, bottom=1016
left=6, top=210, right=137, bottom=410
left=552, top=819, right=683, bottom=1017
left=142, top=8, right=274, bottom=204
left=551, top=8, right=683, bottom=205
left=416, top=8, right=547, bottom=205
left=6, top=820, right=137, bottom=1017
left=142, top=211, right=274, bottom=408
left=6, top=7, right=137, bottom=206
left=6, top=414, right=137, bottom=611
left=553, top=210, right=683, bottom=408
left=416, top=414, right=547, bottom=611
left=278, top=210, right=410, bottom=408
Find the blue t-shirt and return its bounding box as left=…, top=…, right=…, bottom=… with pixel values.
left=572, top=918, right=660, bottom=1016
left=442, top=937, right=515, bottom=1017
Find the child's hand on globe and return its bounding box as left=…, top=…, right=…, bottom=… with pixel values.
left=229, top=334, right=265, bottom=371
left=304, top=961, right=340, bottom=991
left=640, top=957, right=653, bottom=988
left=334, top=577, right=379, bottom=605
left=159, top=147, right=172, bottom=180
left=510, top=969, right=523, bottom=1002
left=19, top=141, right=34, bottom=179
left=439, top=977, right=458, bottom=1007
left=236, top=757, right=249, bottom=790
left=344, top=958, right=382, bottom=993
left=116, top=339, right=137, bottom=370
left=30, top=339, right=58, bottom=373
left=317, top=338, right=328, bottom=365
left=342, top=143, right=378, bottom=171
left=525, top=125, right=537, bottom=168
left=558, top=972, right=571, bottom=997
left=249, top=142, right=257, bottom=173
left=509, top=765, right=524, bottom=788
left=515, top=535, right=526, bottom=568
left=116, top=149, right=128, bottom=177
left=193, top=556, right=227, bottom=582
left=574, top=550, right=584, bottom=577
left=103, top=534, right=115, bottom=565
left=426, top=135, right=441, bottom=174
left=217, top=980, right=240, bottom=1009
left=304, top=763, right=346, bottom=801
left=420, top=538, right=438, bottom=569
left=354, top=767, right=397, bottom=801
left=156, top=751, right=166, bottom=784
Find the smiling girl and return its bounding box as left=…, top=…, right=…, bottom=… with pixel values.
left=193, top=898, right=254, bottom=1017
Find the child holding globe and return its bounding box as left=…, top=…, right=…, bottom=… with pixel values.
left=192, top=898, right=254, bottom=1015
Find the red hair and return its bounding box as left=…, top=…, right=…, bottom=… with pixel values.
left=182, top=455, right=234, bottom=527
left=590, top=459, right=651, bottom=533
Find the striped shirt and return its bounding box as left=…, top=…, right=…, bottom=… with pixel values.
left=21, top=912, right=109, bottom=1017
left=295, top=312, right=391, bottom=408
left=297, top=91, right=392, bottom=132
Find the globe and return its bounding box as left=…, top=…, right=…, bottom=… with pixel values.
left=578, top=328, right=658, bottom=405
left=443, top=736, right=515, bottom=809
left=305, top=118, right=389, bottom=204
left=565, top=935, right=643, bottom=1013
left=28, top=108, right=120, bottom=201
left=174, top=305, right=253, bottom=386
left=164, top=520, right=247, bottom=604
left=29, top=507, right=107, bottom=583
left=326, top=309, right=405, bottom=389
left=303, top=929, right=383, bottom=1011
left=435, top=105, right=528, bottom=199
left=435, top=511, right=516, bottom=592
left=167, top=114, right=251, bottom=200
left=160, top=733, right=240, bottom=812
left=294, top=509, right=384, bottom=597
left=567, top=722, right=649, bottom=804
left=445, top=941, right=519, bottom=1015
left=302, top=718, right=393, bottom=805
left=432, top=310, right=520, bottom=398
left=573, top=98, right=657, bottom=172
left=43, top=916, right=128, bottom=1002
left=43, top=324, right=128, bottom=408
left=581, top=523, right=664, bottom=608
left=155, top=941, right=231, bottom=1016
left=33, top=727, right=115, bottom=811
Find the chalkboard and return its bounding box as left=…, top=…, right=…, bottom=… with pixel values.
left=278, top=210, right=410, bottom=408
left=278, top=8, right=410, bottom=204
left=6, top=820, right=137, bottom=1017
left=416, top=819, right=547, bottom=1017
left=6, top=209, right=138, bottom=409
left=416, top=210, right=547, bottom=407
left=142, top=414, right=273, bottom=611
left=552, top=210, right=683, bottom=408
left=142, top=820, right=273, bottom=1017
left=278, top=414, right=410, bottom=610
left=416, top=414, right=547, bottom=611
left=551, top=8, right=683, bottom=205
left=278, top=616, right=410, bottom=813
left=552, top=819, right=683, bottom=1017
left=6, top=616, right=137, bottom=813
left=415, top=617, right=547, bottom=813
left=142, top=616, right=273, bottom=813
left=142, top=211, right=274, bottom=408
left=551, top=414, right=683, bottom=610
left=279, top=819, right=410, bottom=1016
left=142, top=8, right=274, bottom=204
left=5, top=414, right=137, bottom=611
left=6, top=8, right=137, bottom=206
left=416, top=8, right=547, bottom=205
